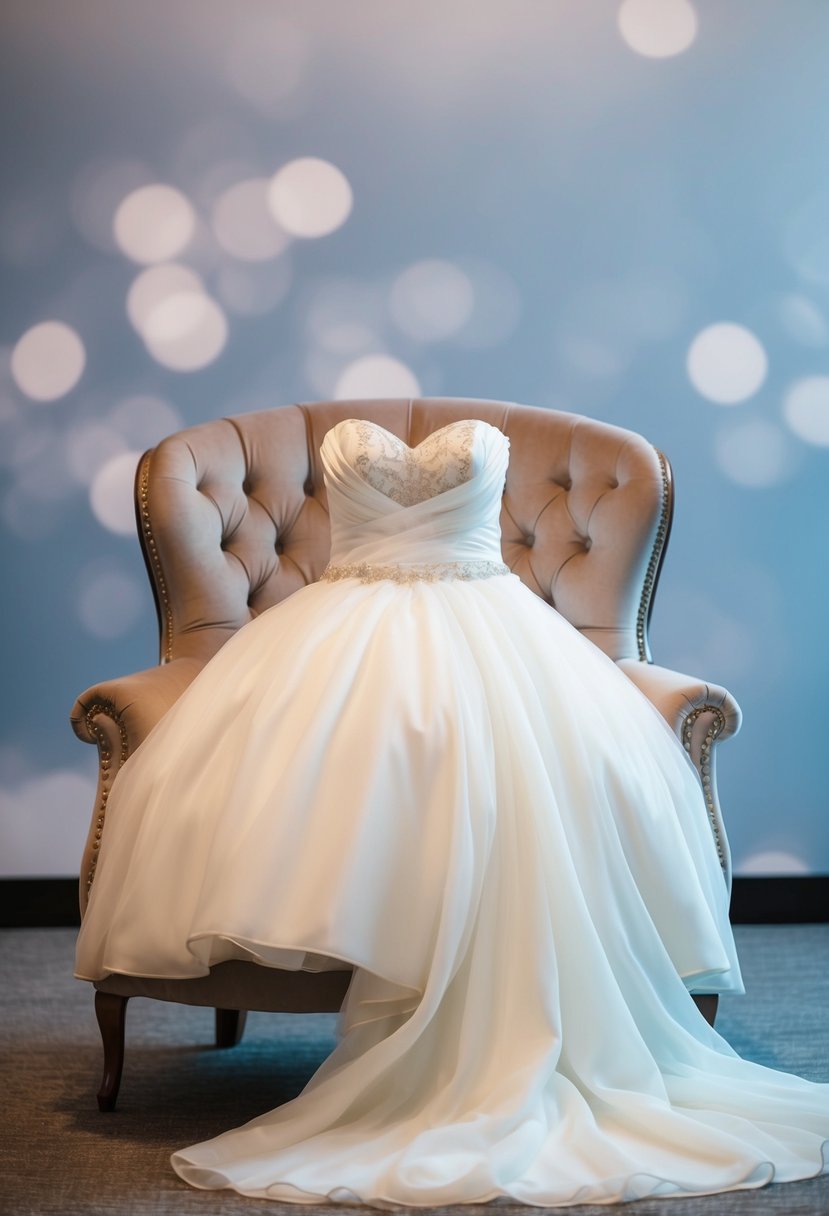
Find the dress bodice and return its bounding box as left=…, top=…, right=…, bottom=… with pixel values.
left=336, top=418, right=482, bottom=508
left=320, top=418, right=510, bottom=575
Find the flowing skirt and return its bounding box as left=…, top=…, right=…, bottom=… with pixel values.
left=75, top=573, right=829, bottom=1206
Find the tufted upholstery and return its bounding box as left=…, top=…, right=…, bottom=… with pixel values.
left=70, top=398, right=742, bottom=1107
left=129, top=398, right=673, bottom=666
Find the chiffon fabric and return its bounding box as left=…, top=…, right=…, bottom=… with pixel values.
left=75, top=418, right=828, bottom=1207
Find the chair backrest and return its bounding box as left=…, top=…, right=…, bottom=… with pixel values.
left=134, top=398, right=673, bottom=666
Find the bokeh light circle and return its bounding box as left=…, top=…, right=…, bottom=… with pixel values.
left=617, top=0, right=698, bottom=59
left=783, top=188, right=829, bottom=285
left=212, top=178, right=290, bottom=261
left=11, top=321, right=85, bottom=401
left=0, top=769, right=98, bottom=875
left=783, top=376, right=829, bottom=446
left=71, top=158, right=154, bottom=252
left=714, top=420, right=794, bottom=488
left=77, top=568, right=145, bottom=639
left=316, top=321, right=378, bottom=355
left=452, top=260, right=522, bottom=350
left=216, top=259, right=293, bottom=316
left=66, top=422, right=127, bottom=484
left=737, top=850, right=810, bottom=876
left=226, top=18, right=310, bottom=116
left=142, top=291, right=228, bottom=371
left=113, top=184, right=196, bottom=264
left=305, top=279, right=385, bottom=352
left=89, top=451, right=142, bottom=535
left=108, top=394, right=183, bottom=447
left=334, top=355, right=421, bottom=400
left=777, top=294, right=828, bottom=347
left=267, top=158, right=353, bottom=238
left=389, top=260, right=474, bottom=342
left=126, top=263, right=204, bottom=333
left=686, top=322, right=768, bottom=404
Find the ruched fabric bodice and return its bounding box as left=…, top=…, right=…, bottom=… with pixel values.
left=321, top=419, right=508, bottom=570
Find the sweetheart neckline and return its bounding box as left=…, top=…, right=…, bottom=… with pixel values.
left=334, top=416, right=493, bottom=452
left=331, top=417, right=487, bottom=510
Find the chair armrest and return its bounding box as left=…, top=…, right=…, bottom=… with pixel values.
left=70, top=657, right=205, bottom=753
left=70, top=658, right=205, bottom=912
left=616, top=659, right=742, bottom=889
left=615, top=660, right=742, bottom=745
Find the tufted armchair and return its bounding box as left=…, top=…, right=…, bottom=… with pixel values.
left=71, top=397, right=741, bottom=1110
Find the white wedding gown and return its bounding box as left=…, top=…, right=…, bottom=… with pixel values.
left=75, top=418, right=828, bottom=1207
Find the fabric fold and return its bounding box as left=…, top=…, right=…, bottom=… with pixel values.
left=74, top=418, right=828, bottom=1207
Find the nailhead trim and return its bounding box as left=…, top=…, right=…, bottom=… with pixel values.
left=83, top=702, right=129, bottom=895
left=682, top=704, right=727, bottom=871
left=138, top=450, right=174, bottom=663
left=636, top=449, right=670, bottom=663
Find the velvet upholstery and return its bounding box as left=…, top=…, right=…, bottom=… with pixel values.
left=71, top=398, right=741, bottom=1026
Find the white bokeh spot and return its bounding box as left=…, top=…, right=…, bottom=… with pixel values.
left=108, top=394, right=184, bottom=448
left=736, top=850, right=810, bottom=876
left=452, top=260, right=522, bottom=350
left=126, top=263, right=204, bottom=334
left=305, top=280, right=385, bottom=350
left=618, top=0, right=698, bottom=59
left=226, top=18, right=310, bottom=116
left=66, top=422, right=128, bottom=484
left=777, top=294, right=829, bottom=348
left=77, top=566, right=145, bottom=639
left=556, top=334, right=632, bottom=380
left=89, top=450, right=142, bottom=535
left=714, top=420, right=795, bottom=488
left=216, top=259, right=293, bottom=316
left=335, top=355, right=421, bottom=400
left=113, top=184, right=196, bottom=264
left=142, top=291, right=228, bottom=372
left=11, top=321, right=85, bottom=403
left=267, top=158, right=353, bottom=238
left=316, top=321, right=379, bottom=355
left=71, top=158, right=154, bottom=252
left=0, top=769, right=98, bottom=877
left=212, top=178, right=290, bottom=261
left=390, top=260, right=475, bottom=342
left=783, top=376, right=829, bottom=446
left=687, top=322, right=768, bottom=405
left=783, top=188, right=829, bottom=286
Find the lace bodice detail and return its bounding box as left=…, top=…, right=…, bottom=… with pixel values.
left=339, top=419, right=479, bottom=508
left=320, top=417, right=510, bottom=579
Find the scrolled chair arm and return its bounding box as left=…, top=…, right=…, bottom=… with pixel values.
left=70, top=658, right=205, bottom=912
left=615, top=659, right=742, bottom=888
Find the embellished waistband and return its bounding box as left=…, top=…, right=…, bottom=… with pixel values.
left=319, top=559, right=510, bottom=585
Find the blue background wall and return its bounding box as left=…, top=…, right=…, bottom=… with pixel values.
left=1, top=0, right=827, bottom=876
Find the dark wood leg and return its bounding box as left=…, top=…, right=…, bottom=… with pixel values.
left=692, top=993, right=719, bottom=1027
left=215, top=1008, right=247, bottom=1048
left=94, top=990, right=129, bottom=1111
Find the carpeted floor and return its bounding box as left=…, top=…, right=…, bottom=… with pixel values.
left=1, top=925, right=827, bottom=1216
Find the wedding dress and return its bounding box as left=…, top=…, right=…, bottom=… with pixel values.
left=75, top=417, right=828, bottom=1207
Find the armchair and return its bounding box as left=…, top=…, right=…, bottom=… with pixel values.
left=71, top=397, right=741, bottom=1109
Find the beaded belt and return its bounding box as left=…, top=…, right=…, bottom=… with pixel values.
left=320, top=559, right=510, bottom=585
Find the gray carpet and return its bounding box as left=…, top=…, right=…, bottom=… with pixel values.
left=1, top=926, right=827, bottom=1216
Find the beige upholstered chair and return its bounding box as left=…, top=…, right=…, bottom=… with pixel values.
left=71, top=398, right=741, bottom=1110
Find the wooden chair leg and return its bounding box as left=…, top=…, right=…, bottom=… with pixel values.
left=692, top=993, right=718, bottom=1027
left=215, top=1008, right=247, bottom=1048
left=94, top=990, right=129, bottom=1111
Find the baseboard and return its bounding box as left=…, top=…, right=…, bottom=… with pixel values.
left=729, top=876, right=828, bottom=924
left=0, top=878, right=80, bottom=927
left=0, top=876, right=826, bottom=929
